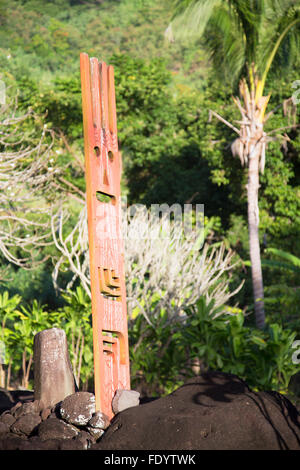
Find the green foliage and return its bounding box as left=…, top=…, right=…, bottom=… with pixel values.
left=111, top=54, right=223, bottom=210
left=1, top=286, right=299, bottom=396
left=0, top=292, right=22, bottom=373
left=10, top=52, right=231, bottom=215
left=130, top=296, right=300, bottom=396
left=0, top=0, right=299, bottom=395
left=59, top=286, right=94, bottom=389
left=1, top=260, right=63, bottom=310
left=0, top=290, right=61, bottom=388
left=0, top=0, right=208, bottom=87
left=129, top=312, right=186, bottom=396
left=260, top=248, right=300, bottom=331
left=183, top=298, right=299, bottom=392
left=0, top=288, right=93, bottom=389
left=170, top=0, right=300, bottom=86
left=263, top=248, right=300, bottom=273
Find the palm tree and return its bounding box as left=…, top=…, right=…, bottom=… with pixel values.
left=167, top=0, right=300, bottom=328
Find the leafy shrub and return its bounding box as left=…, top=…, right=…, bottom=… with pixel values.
left=261, top=248, right=300, bottom=331
left=1, top=287, right=298, bottom=396
left=0, top=291, right=60, bottom=389
left=60, top=286, right=93, bottom=390
left=0, top=288, right=93, bottom=390
left=129, top=296, right=300, bottom=396
left=183, top=298, right=300, bottom=393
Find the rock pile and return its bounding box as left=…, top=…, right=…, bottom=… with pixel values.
left=1, top=372, right=299, bottom=450
left=0, top=391, right=110, bottom=450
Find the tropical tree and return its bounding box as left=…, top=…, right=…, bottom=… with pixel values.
left=167, top=0, right=300, bottom=328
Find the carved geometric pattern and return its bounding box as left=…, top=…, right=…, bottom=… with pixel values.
left=80, top=52, right=130, bottom=420
left=98, top=267, right=121, bottom=298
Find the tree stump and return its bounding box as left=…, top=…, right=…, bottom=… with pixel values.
left=34, top=328, right=76, bottom=409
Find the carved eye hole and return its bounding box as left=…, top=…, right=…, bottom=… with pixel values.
left=94, top=146, right=100, bottom=157
left=108, top=151, right=114, bottom=161
left=96, top=191, right=116, bottom=205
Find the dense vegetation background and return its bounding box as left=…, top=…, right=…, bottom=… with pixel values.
left=0, top=0, right=299, bottom=398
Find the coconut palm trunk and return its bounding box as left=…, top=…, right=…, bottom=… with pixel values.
left=247, top=140, right=265, bottom=329
left=169, top=0, right=300, bottom=328
left=229, top=76, right=269, bottom=328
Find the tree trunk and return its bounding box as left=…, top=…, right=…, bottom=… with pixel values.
left=247, top=148, right=265, bottom=329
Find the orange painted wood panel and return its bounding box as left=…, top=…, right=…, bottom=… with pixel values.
left=80, top=53, right=130, bottom=420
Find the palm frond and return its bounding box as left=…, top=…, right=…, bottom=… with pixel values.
left=168, top=0, right=264, bottom=82
left=228, top=0, right=264, bottom=64
left=205, top=5, right=246, bottom=84
left=246, top=258, right=300, bottom=274
left=168, top=0, right=300, bottom=86
left=261, top=259, right=300, bottom=274
left=258, top=2, right=300, bottom=81
left=167, top=0, right=221, bottom=41
left=265, top=248, right=300, bottom=269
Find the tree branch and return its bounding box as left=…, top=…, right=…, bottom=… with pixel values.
left=208, top=110, right=240, bottom=135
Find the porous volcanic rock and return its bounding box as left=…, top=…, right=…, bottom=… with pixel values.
left=86, top=426, right=104, bottom=441
left=37, top=417, right=79, bottom=441
left=92, top=371, right=300, bottom=450
left=0, top=422, right=9, bottom=434
left=60, top=392, right=96, bottom=426
left=0, top=371, right=299, bottom=450
left=10, top=402, right=22, bottom=416
left=10, top=413, right=41, bottom=437
left=0, top=390, right=99, bottom=449
left=13, top=400, right=41, bottom=419
left=0, top=434, right=28, bottom=450
left=88, top=411, right=110, bottom=430
left=74, top=430, right=96, bottom=449
left=41, top=407, right=51, bottom=421
left=0, top=412, right=15, bottom=427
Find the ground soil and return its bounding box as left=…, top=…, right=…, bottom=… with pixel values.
left=1, top=371, right=300, bottom=450
left=93, top=371, right=300, bottom=450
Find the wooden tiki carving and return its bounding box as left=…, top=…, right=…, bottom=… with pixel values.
left=80, top=53, right=130, bottom=419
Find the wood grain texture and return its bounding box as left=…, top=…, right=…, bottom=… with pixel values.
left=80, top=53, right=130, bottom=420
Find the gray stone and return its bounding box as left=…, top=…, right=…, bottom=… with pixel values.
left=34, top=328, right=76, bottom=409
left=37, top=417, right=79, bottom=441
left=14, top=439, right=38, bottom=450
left=88, top=411, right=110, bottom=430
left=28, top=436, right=61, bottom=450
left=0, top=421, right=9, bottom=434
left=10, top=401, right=22, bottom=416
left=14, top=400, right=41, bottom=418
left=75, top=430, right=95, bottom=448
left=60, top=392, right=95, bottom=426
left=41, top=407, right=51, bottom=421
left=86, top=426, right=105, bottom=441
left=59, top=439, right=86, bottom=450
left=0, top=412, right=16, bottom=427
left=112, top=389, right=140, bottom=414
left=0, top=434, right=27, bottom=450
left=10, top=413, right=41, bottom=437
